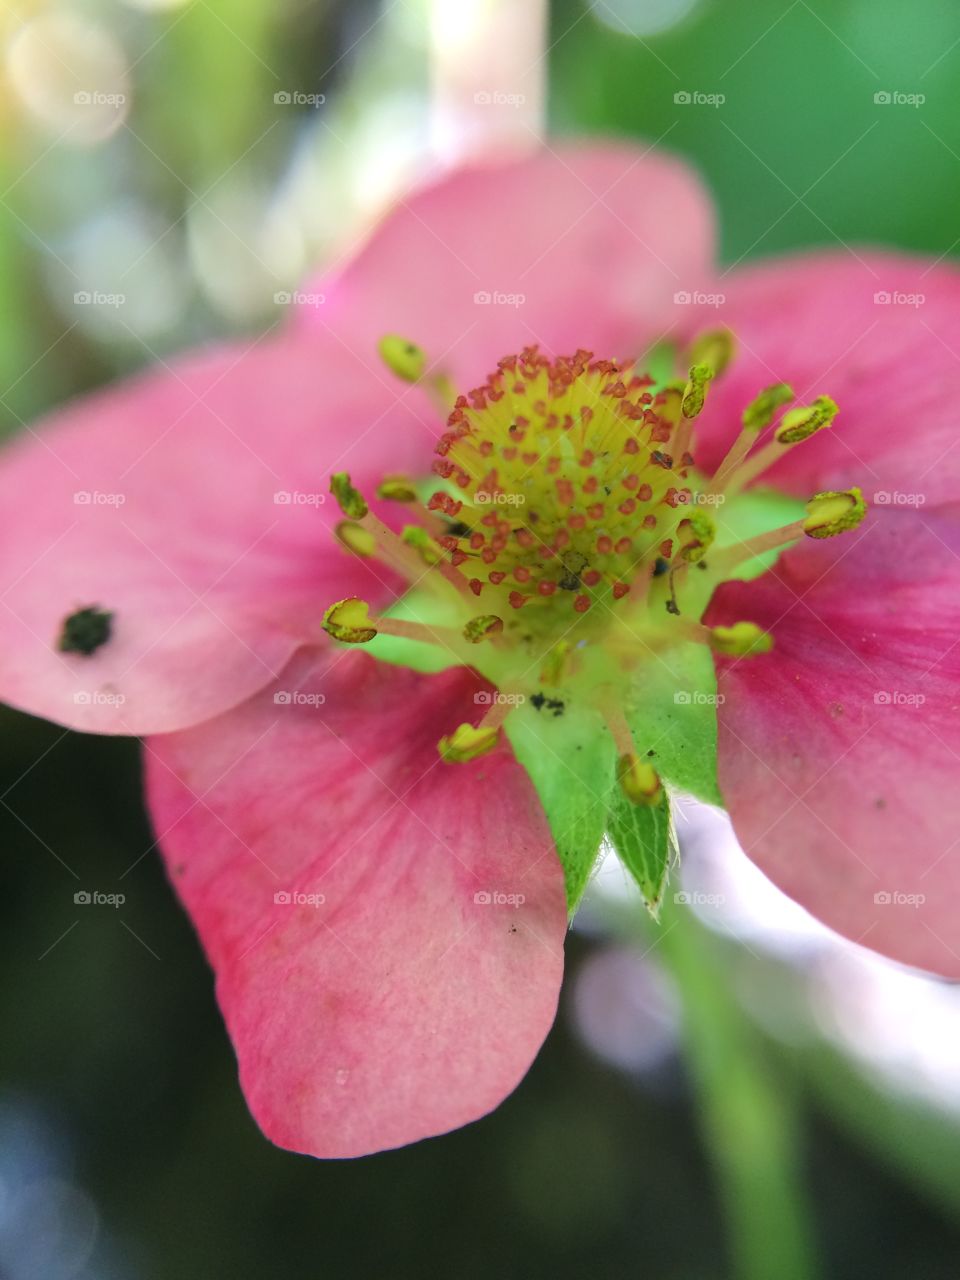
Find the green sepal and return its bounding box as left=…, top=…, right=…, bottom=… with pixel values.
left=505, top=700, right=615, bottom=911
left=607, top=786, right=677, bottom=919
left=624, top=642, right=722, bottom=806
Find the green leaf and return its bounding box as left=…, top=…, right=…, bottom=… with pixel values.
left=607, top=788, right=676, bottom=918
left=505, top=700, right=615, bottom=910
left=624, top=641, right=722, bottom=806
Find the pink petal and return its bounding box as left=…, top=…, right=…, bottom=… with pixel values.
left=301, top=142, right=715, bottom=383
left=691, top=251, right=960, bottom=504
left=145, top=650, right=567, bottom=1158
left=0, top=335, right=439, bottom=734
left=706, top=508, right=960, bottom=976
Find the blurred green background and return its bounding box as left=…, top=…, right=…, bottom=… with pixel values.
left=3, top=1, right=960, bottom=1276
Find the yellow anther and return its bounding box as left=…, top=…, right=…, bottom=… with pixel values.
left=438, top=722, right=501, bottom=763
left=330, top=472, right=369, bottom=520
left=463, top=614, right=504, bottom=644
left=688, top=328, right=736, bottom=378
left=378, top=335, right=427, bottom=384
left=376, top=474, right=418, bottom=503
left=681, top=363, right=714, bottom=419
left=322, top=597, right=378, bottom=644
left=742, top=383, right=794, bottom=432
left=709, top=622, right=774, bottom=657
left=775, top=395, right=838, bottom=444
left=617, top=754, right=663, bottom=806
left=677, top=509, right=715, bottom=563
left=803, top=487, right=867, bottom=538
left=402, top=524, right=441, bottom=565
left=334, top=521, right=377, bottom=558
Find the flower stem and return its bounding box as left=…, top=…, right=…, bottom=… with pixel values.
left=656, top=905, right=820, bottom=1280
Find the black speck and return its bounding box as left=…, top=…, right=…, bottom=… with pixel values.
left=58, top=605, right=113, bottom=656
left=665, top=600, right=681, bottom=616
left=653, top=557, right=670, bottom=577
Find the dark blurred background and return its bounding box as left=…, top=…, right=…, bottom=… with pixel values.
left=3, top=1, right=960, bottom=1276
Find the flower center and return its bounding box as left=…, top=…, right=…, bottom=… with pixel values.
left=323, top=332, right=865, bottom=794
left=432, top=348, right=697, bottom=631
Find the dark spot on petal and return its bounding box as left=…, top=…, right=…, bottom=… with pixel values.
left=58, top=606, right=113, bottom=656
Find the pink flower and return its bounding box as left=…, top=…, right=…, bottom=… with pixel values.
left=2, top=141, right=958, bottom=1157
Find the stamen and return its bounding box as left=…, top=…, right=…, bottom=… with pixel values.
left=710, top=486, right=866, bottom=575
left=322, top=598, right=378, bottom=644
left=707, top=382, right=794, bottom=494
left=680, top=363, right=714, bottom=420
left=463, top=614, right=504, bottom=643
left=709, top=622, right=774, bottom=657
left=617, top=753, right=663, bottom=806
left=602, top=702, right=663, bottom=805
left=803, top=487, right=866, bottom=538
left=775, top=395, right=839, bottom=444
left=675, top=510, right=715, bottom=564
left=321, top=597, right=467, bottom=650
left=723, top=395, right=839, bottom=498
left=376, top=475, right=419, bottom=503
left=335, top=521, right=377, bottom=557
left=378, top=335, right=427, bottom=383
left=438, top=698, right=511, bottom=763
left=330, top=472, right=368, bottom=519
left=331, top=471, right=476, bottom=601
left=378, top=333, right=456, bottom=414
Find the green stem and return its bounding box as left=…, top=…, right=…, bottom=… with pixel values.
left=657, top=905, right=820, bottom=1280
